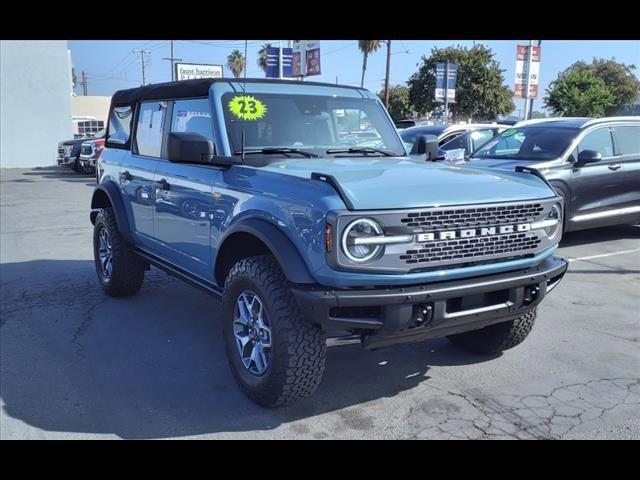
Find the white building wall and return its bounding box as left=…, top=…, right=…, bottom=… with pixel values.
left=1, top=40, right=73, bottom=168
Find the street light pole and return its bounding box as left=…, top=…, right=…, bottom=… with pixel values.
left=384, top=40, right=391, bottom=109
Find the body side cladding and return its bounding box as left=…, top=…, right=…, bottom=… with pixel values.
left=89, top=181, right=134, bottom=244
left=214, top=218, right=316, bottom=287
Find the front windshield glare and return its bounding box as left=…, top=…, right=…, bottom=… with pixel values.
left=222, top=92, right=405, bottom=156
left=471, top=127, right=577, bottom=160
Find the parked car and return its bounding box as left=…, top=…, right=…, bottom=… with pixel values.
left=57, top=128, right=105, bottom=172
left=90, top=78, right=567, bottom=407
left=400, top=123, right=510, bottom=158
left=79, top=137, right=106, bottom=174
left=468, top=117, right=640, bottom=232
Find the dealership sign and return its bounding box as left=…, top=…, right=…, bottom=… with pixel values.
left=435, top=62, right=457, bottom=102
left=265, top=47, right=293, bottom=78
left=514, top=45, right=541, bottom=99
left=292, top=41, right=321, bottom=77
left=175, top=63, right=223, bottom=81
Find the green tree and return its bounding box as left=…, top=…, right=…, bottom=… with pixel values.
left=227, top=49, right=246, bottom=79
left=358, top=40, right=382, bottom=88
left=377, top=84, right=413, bottom=121
left=547, top=58, right=640, bottom=116
left=257, top=43, right=272, bottom=73
left=407, top=44, right=514, bottom=121
left=544, top=68, right=615, bottom=117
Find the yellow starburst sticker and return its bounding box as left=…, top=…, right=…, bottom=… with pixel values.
left=228, top=95, right=267, bottom=121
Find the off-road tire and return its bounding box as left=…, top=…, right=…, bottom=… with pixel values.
left=93, top=207, right=146, bottom=297
left=222, top=255, right=326, bottom=407
left=447, top=309, right=537, bottom=354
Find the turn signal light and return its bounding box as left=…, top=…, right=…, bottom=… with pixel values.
left=325, top=223, right=333, bottom=252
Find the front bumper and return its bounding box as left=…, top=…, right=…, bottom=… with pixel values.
left=57, top=156, right=74, bottom=166
left=291, top=255, right=567, bottom=350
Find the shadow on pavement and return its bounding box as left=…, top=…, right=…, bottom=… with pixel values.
left=20, top=167, right=95, bottom=185
left=560, top=224, right=640, bottom=248
left=0, top=259, right=497, bottom=439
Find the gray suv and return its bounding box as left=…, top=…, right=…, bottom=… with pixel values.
left=469, top=117, right=640, bottom=232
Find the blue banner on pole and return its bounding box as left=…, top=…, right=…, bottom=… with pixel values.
left=435, top=62, right=458, bottom=102
left=265, top=47, right=293, bottom=78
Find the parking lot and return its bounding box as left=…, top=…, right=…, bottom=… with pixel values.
left=1, top=166, right=638, bottom=439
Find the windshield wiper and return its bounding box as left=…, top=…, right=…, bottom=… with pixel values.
left=234, top=147, right=318, bottom=158
left=325, top=147, right=394, bottom=157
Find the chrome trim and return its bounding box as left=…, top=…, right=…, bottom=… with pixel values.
left=530, top=218, right=560, bottom=230
left=445, top=302, right=510, bottom=319
left=572, top=206, right=640, bottom=223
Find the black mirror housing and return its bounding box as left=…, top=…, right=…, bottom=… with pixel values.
left=576, top=149, right=602, bottom=166
left=167, top=132, right=214, bottom=164
left=412, top=134, right=440, bottom=161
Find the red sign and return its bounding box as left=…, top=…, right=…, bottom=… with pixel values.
left=514, top=84, right=538, bottom=99
left=306, top=48, right=321, bottom=76
left=516, top=45, right=541, bottom=62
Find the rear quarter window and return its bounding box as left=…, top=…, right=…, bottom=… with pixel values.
left=106, top=106, right=133, bottom=147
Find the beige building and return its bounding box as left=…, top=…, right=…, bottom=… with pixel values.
left=71, top=95, right=111, bottom=137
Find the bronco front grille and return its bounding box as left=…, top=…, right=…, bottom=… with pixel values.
left=401, top=232, right=542, bottom=265
left=400, top=203, right=545, bottom=229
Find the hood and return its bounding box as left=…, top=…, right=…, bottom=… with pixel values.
left=259, top=157, right=554, bottom=210
left=467, top=157, right=539, bottom=170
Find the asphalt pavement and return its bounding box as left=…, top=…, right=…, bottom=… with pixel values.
left=1, top=167, right=638, bottom=439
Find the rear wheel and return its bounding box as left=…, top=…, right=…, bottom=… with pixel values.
left=222, top=255, right=326, bottom=407
left=447, top=309, right=537, bottom=354
left=93, top=208, right=146, bottom=297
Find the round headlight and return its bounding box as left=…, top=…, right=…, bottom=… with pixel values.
left=545, top=203, right=563, bottom=240
left=341, top=218, right=383, bottom=263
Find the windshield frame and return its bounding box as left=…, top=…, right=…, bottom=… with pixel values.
left=218, top=90, right=406, bottom=158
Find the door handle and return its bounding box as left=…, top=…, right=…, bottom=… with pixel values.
left=119, top=170, right=132, bottom=182
left=608, top=164, right=622, bottom=171
left=154, top=178, right=171, bottom=191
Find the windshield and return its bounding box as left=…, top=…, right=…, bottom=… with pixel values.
left=471, top=126, right=578, bottom=161
left=222, top=92, right=405, bottom=157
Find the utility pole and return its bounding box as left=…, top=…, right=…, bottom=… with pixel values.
left=133, top=49, right=151, bottom=86
left=162, top=40, right=183, bottom=82
left=528, top=39, right=541, bottom=119
left=79, top=70, right=88, bottom=96
left=444, top=59, right=449, bottom=123
left=523, top=39, right=534, bottom=120
left=384, top=40, right=391, bottom=109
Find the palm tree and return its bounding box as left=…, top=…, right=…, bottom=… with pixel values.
left=358, top=40, right=382, bottom=88
left=257, top=43, right=272, bottom=73
left=227, top=49, right=246, bottom=79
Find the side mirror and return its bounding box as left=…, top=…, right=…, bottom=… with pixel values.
left=412, top=134, right=440, bottom=161
left=167, top=132, right=214, bottom=164
left=576, top=149, right=602, bottom=166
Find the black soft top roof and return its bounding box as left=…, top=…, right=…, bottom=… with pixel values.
left=110, top=78, right=367, bottom=107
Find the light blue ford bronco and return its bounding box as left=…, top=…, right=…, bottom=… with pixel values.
left=90, top=78, right=568, bottom=406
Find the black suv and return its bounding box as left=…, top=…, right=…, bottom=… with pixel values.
left=469, top=117, right=640, bottom=232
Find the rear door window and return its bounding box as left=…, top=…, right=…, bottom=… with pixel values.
left=613, top=125, right=640, bottom=155
left=135, top=101, right=168, bottom=158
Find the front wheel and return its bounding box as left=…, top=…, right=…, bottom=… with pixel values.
left=222, top=255, right=326, bottom=407
left=447, top=309, right=537, bottom=354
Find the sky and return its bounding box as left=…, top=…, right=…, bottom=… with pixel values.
left=68, top=40, right=640, bottom=116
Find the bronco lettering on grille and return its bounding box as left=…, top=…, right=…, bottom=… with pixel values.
left=416, top=223, right=531, bottom=242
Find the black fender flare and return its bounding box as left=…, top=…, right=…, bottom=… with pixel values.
left=90, top=181, right=135, bottom=244
left=216, top=218, right=316, bottom=285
